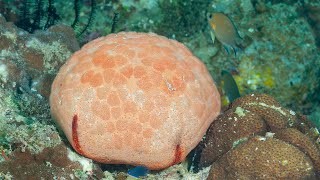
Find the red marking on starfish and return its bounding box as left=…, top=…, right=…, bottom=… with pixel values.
left=72, top=114, right=84, bottom=155
left=171, top=144, right=183, bottom=166
left=1, top=150, right=9, bottom=161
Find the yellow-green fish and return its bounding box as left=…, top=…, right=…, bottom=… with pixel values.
left=207, top=12, right=242, bottom=56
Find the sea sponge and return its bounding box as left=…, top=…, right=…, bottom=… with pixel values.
left=49, top=32, right=221, bottom=170
left=193, top=93, right=320, bottom=179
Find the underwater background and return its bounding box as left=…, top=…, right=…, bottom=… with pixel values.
left=0, top=0, right=319, bottom=179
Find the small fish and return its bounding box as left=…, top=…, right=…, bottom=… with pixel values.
left=127, top=166, right=149, bottom=178
left=221, top=70, right=240, bottom=103
left=207, top=12, right=242, bottom=56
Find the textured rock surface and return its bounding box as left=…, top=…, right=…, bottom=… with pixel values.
left=50, top=32, right=221, bottom=170
left=0, top=13, right=79, bottom=98
left=0, top=143, right=104, bottom=179
left=192, top=93, right=320, bottom=179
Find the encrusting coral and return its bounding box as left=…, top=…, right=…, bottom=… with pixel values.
left=50, top=32, right=221, bottom=170
left=194, top=93, right=320, bottom=179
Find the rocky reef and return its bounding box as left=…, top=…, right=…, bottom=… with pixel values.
left=0, top=0, right=319, bottom=179
left=204, top=0, right=320, bottom=116
left=0, top=14, right=79, bottom=98
left=0, top=13, right=102, bottom=179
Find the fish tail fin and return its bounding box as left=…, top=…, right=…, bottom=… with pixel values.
left=223, top=45, right=231, bottom=55
left=233, top=46, right=244, bottom=57
left=232, top=46, right=237, bottom=57
left=223, top=44, right=243, bottom=57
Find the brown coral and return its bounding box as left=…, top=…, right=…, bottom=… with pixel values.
left=274, top=128, right=320, bottom=172
left=198, top=107, right=267, bottom=167
left=194, top=93, right=320, bottom=179
left=208, top=136, right=317, bottom=180
left=231, top=93, right=301, bottom=130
